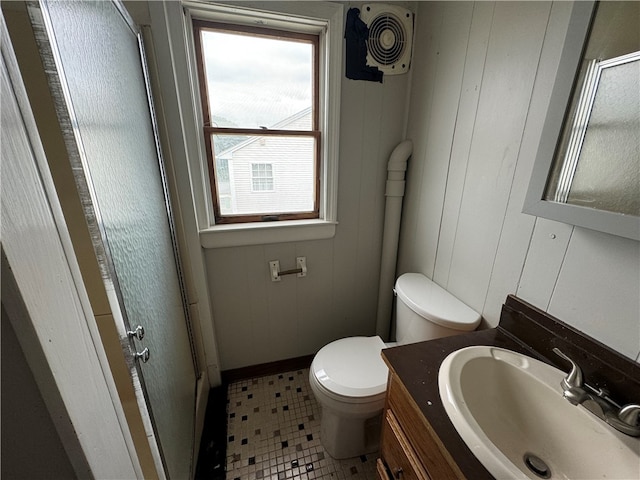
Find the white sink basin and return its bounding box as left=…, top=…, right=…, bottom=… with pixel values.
left=438, top=346, right=640, bottom=479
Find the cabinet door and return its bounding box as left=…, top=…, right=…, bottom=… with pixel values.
left=381, top=410, right=430, bottom=480
left=377, top=458, right=393, bottom=480
left=387, top=375, right=462, bottom=479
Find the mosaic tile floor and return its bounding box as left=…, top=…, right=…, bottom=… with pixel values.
left=225, top=368, right=378, bottom=480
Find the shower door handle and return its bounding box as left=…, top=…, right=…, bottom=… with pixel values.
left=127, top=325, right=145, bottom=341
left=135, top=347, right=150, bottom=363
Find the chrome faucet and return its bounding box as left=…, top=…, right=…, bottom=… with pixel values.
left=553, top=348, right=640, bottom=437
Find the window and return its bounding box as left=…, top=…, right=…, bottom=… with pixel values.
left=193, top=20, right=320, bottom=224
left=159, top=1, right=343, bottom=247
left=251, top=163, right=274, bottom=192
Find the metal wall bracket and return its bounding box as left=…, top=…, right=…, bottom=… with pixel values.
left=296, top=256, right=307, bottom=277
left=269, top=260, right=281, bottom=282
left=269, top=257, right=307, bottom=282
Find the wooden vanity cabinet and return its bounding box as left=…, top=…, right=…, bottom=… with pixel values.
left=377, top=371, right=464, bottom=480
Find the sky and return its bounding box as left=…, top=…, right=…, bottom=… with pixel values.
left=202, top=30, right=313, bottom=129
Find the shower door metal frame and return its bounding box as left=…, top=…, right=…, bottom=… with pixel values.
left=27, top=0, right=199, bottom=477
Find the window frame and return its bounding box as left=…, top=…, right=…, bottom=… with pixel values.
left=158, top=1, right=343, bottom=248
left=192, top=20, right=321, bottom=224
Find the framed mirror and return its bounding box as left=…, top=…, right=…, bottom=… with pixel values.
left=524, top=1, right=640, bottom=240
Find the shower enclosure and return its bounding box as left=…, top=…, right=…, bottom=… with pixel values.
left=27, top=1, right=197, bottom=477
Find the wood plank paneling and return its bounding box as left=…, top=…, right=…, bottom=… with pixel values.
left=207, top=247, right=256, bottom=368
left=355, top=80, right=387, bottom=332
left=401, top=1, right=640, bottom=360
left=414, top=2, right=477, bottom=280
left=517, top=218, right=573, bottom=310
left=433, top=2, right=494, bottom=289
left=447, top=1, right=551, bottom=312
left=398, top=2, right=445, bottom=276
left=208, top=1, right=640, bottom=369
left=208, top=34, right=413, bottom=369
left=264, top=243, right=300, bottom=361
left=245, top=246, right=272, bottom=364
left=295, top=239, right=335, bottom=354
left=482, top=1, right=573, bottom=325
left=548, top=228, right=640, bottom=359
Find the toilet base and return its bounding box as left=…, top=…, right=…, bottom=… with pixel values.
left=320, top=408, right=382, bottom=459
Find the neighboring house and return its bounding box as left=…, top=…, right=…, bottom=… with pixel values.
left=215, top=107, right=314, bottom=215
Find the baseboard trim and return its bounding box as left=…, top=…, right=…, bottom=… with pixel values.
left=221, top=354, right=315, bottom=383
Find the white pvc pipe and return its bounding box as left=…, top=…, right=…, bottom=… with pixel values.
left=375, top=140, right=412, bottom=340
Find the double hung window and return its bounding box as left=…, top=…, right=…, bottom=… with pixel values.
left=193, top=21, right=320, bottom=224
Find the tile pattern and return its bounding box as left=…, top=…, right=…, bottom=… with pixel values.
left=226, top=369, right=378, bottom=480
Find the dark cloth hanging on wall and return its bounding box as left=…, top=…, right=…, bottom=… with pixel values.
left=344, top=8, right=383, bottom=83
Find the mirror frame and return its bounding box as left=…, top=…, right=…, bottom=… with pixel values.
left=523, top=0, right=640, bottom=241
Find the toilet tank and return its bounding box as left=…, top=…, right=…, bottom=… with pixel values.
left=394, top=273, right=481, bottom=345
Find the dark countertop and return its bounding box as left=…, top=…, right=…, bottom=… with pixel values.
left=382, top=329, right=511, bottom=479
left=380, top=295, right=640, bottom=480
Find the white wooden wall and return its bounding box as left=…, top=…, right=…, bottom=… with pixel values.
left=203, top=1, right=639, bottom=369
left=398, top=1, right=640, bottom=361
left=206, top=72, right=409, bottom=369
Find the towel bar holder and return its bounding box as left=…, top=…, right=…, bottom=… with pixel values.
left=270, top=257, right=307, bottom=282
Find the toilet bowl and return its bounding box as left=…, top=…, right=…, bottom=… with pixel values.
left=310, top=273, right=481, bottom=459
left=309, top=336, right=388, bottom=459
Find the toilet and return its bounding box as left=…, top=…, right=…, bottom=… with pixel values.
left=309, top=273, right=481, bottom=459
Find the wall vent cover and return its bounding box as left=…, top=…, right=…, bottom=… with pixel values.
left=360, top=3, right=414, bottom=75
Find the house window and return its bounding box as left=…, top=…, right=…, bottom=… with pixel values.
left=220, top=195, right=232, bottom=212
left=251, top=163, right=274, bottom=192
left=193, top=20, right=320, bottom=223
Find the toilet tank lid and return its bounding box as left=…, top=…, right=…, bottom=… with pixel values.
left=395, top=273, right=481, bottom=331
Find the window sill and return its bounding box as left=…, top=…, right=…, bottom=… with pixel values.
left=199, top=219, right=337, bottom=248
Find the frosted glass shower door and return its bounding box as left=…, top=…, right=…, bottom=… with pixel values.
left=31, top=1, right=197, bottom=478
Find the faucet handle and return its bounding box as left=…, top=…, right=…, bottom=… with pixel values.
left=553, top=348, right=584, bottom=390
left=618, top=404, right=640, bottom=426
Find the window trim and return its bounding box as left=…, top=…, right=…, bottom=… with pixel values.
left=178, top=1, right=341, bottom=247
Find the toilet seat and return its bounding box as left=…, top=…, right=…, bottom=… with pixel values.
left=311, top=336, right=388, bottom=403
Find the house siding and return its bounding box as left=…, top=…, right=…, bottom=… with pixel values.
left=220, top=110, right=315, bottom=214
